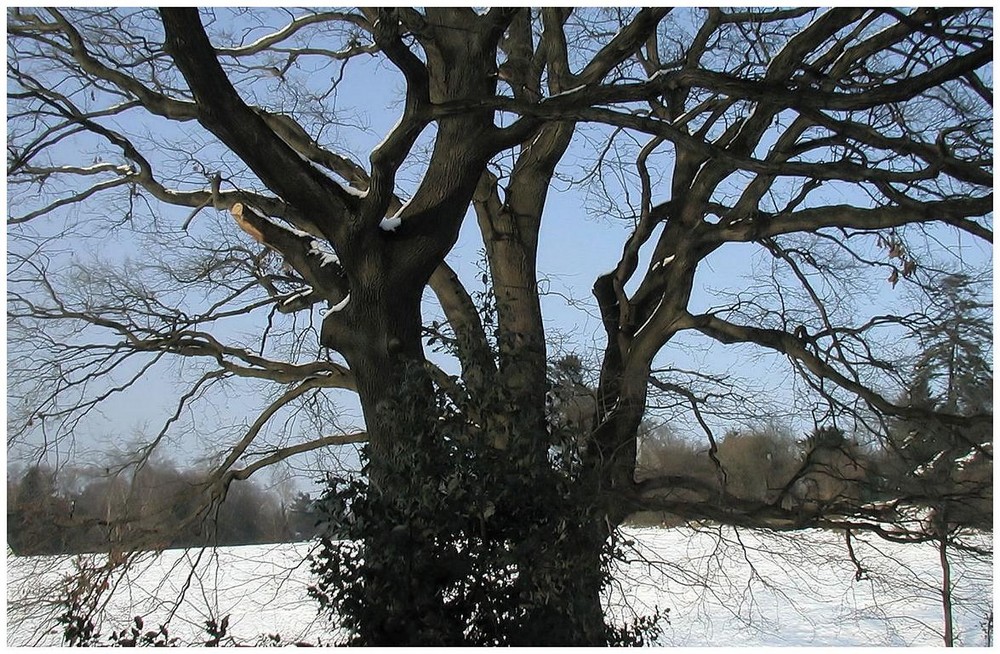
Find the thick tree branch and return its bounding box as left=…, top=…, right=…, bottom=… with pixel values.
left=42, top=9, right=198, bottom=121
left=230, top=431, right=367, bottom=482
left=214, top=11, right=369, bottom=57
left=577, top=8, right=671, bottom=85
left=710, top=196, right=993, bottom=244
left=159, top=8, right=358, bottom=237
left=428, top=262, right=497, bottom=388
left=687, top=312, right=991, bottom=432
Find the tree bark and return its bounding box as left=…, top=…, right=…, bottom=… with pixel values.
left=939, top=533, right=955, bottom=647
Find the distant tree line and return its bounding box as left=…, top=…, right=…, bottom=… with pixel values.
left=549, top=342, right=990, bottom=535
left=7, top=461, right=324, bottom=556
left=14, top=412, right=987, bottom=560
left=633, top=416, right=991, bottom=532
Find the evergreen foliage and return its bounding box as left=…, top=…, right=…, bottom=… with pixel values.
left=877, top=273, right=993, bottom=530
left=308, top=365, right=663, bottom=646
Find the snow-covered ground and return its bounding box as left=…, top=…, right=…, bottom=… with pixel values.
left=7, top=526, right=992, bottom=646
left=610, top=527, right=992, bottom=646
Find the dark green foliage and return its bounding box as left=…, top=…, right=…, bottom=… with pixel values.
left=911, top=274, right=992, bottom=416
left=308, top=366, right=663, bottom=646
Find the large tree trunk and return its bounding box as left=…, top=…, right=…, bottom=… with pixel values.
left=516, top=517, right=611, bottom=645
left=318, top=272, right=448, bottom=642
left=322, top=280, right=617, bottom=643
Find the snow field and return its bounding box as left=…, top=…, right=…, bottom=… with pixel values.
left=7, top=526, right=992, bottom=646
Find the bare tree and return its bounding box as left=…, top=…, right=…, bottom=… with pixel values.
left=7, top=7, right=991, bottom=645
